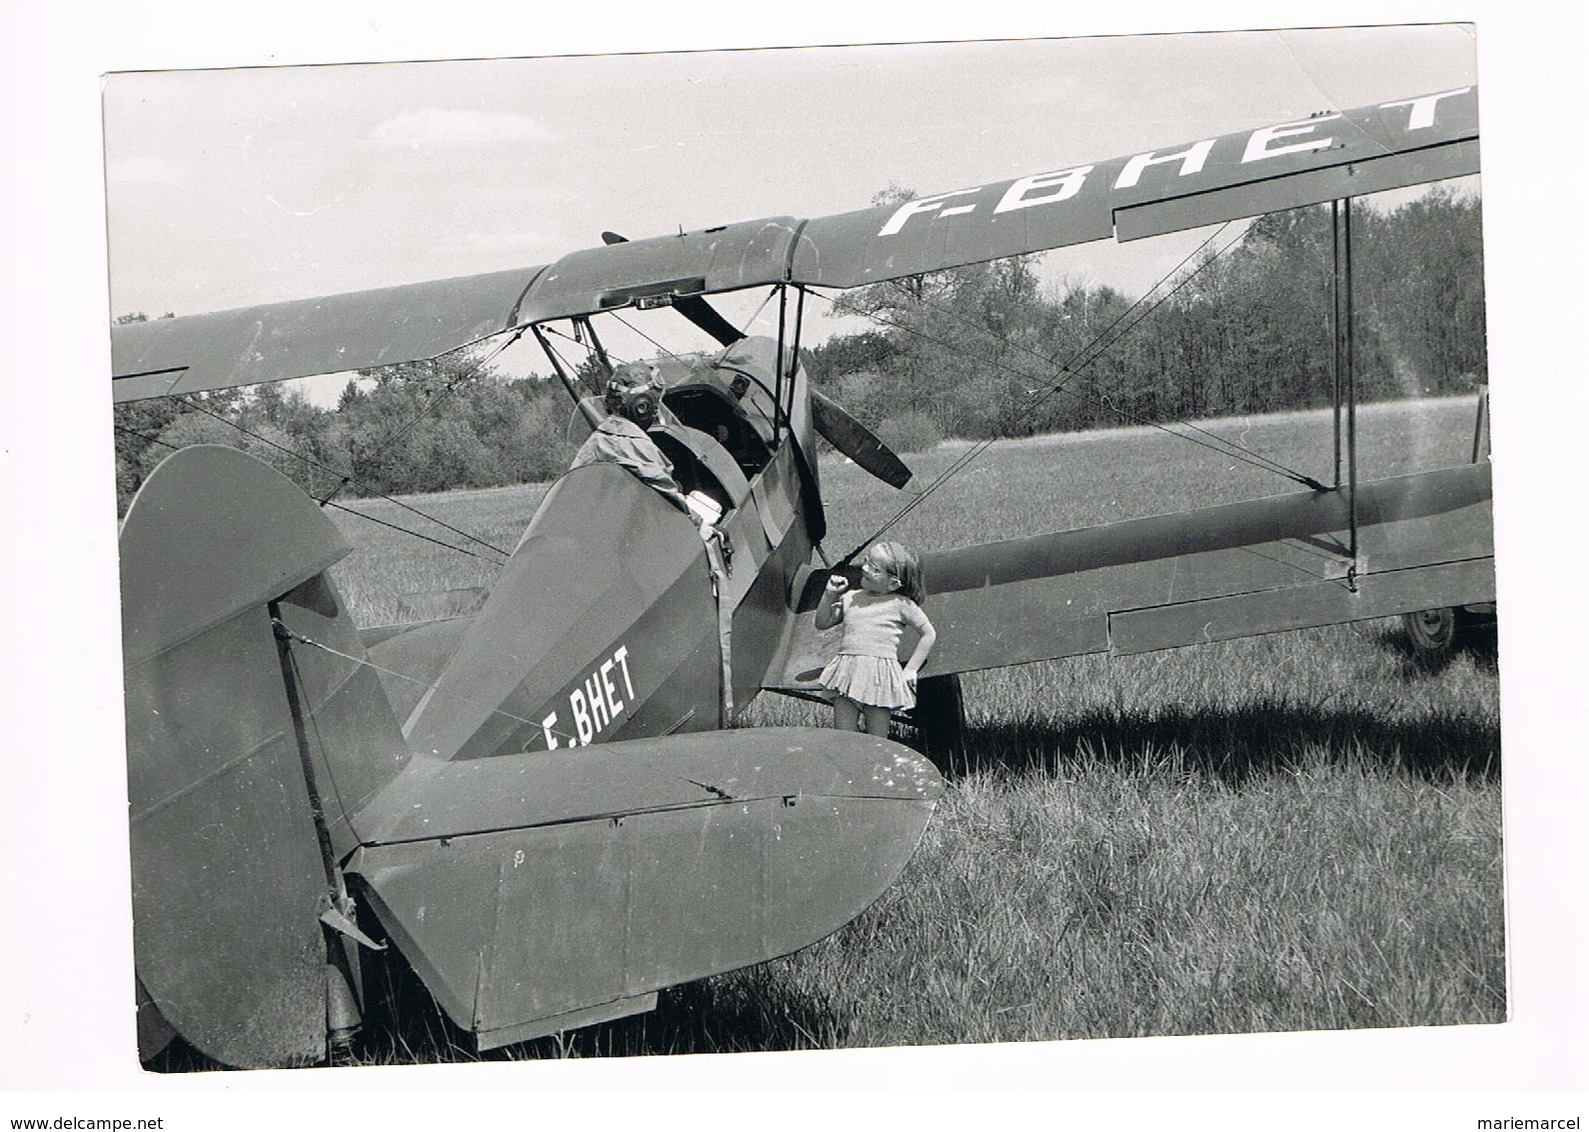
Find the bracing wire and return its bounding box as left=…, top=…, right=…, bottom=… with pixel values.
left=605, top=312, right=685, bottom=362
left=116, top=423, right=507, bottom=560
left=970, top=232, right=1325, bottom=484
left=127, top=322, right=542, bottom=563
left=732, top=286, right=780, bottom=345
left=121, top=423, right=570, bottom=738
left=124, top=413, right=582, bottom=746
left=164, top=395, right=513, bottom=561
left=818, top=221, right=1328, bottom=559
left=867, top=223, right=1312, bottom=487
left=272, top=618, right=583, bottom=749
left=318, top=327, right=529, bottom=509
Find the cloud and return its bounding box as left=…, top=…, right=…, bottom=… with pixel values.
left=368, top=108, right=554, bottom=147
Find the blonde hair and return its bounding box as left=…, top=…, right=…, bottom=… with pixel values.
left=869, top=540, right=925, bottom=604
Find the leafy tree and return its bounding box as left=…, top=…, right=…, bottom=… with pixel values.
left=805, top=331, right=897, bottom=387
left=804, top=184, right=1486, bottom=449
left=112, top=398, right=182, bottom=512
left=138, top=408, right=304, bottom=489
left=1357, top=185, right=1487, bottom=394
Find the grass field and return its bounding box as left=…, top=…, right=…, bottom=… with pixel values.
left=318, top=394, right=1502, bottom=1062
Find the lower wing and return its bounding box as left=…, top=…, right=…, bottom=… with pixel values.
left=769, top=461, right=1493, bottom=687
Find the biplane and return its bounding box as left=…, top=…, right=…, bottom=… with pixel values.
left=112, top=84, right=1490, bottom=1068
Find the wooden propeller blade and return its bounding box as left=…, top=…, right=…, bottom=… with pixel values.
left=810, top=390, right=913, bottom=489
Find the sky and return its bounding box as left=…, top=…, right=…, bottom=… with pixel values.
left=6, top=1, right=1588, bottom=1118
left=98, top=25, right=1482, bottom=402
left=102, top=27, right=1479, bottom=319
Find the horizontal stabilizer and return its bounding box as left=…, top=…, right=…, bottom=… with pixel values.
left=347, top=728, right=940, bottom=1049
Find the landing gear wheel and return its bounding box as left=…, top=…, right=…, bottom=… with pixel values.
left=1402, top=607, right=1464, bottom=666
left=906, top=673, right=965, bottom=769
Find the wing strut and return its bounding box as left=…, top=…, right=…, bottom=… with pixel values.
left=533, top=323, right=605, bottom=431
left=1332, top=197, right=1360, bottom=589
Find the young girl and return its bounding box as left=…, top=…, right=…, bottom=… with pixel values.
left=815, top=540, right=938, bottom=736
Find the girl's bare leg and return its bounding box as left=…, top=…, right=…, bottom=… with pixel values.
left=833, top=696, right=861, bottom=731
left=861, top=704, right=892, bottom=737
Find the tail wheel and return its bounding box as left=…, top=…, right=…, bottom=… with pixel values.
left=907, top=673, right=965, bottom=768
left=1402, top=607, right=1464, bottom=665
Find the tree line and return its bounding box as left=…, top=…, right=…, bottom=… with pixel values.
left=804, top=185, right=1486, bottom=452
left=113, top=354, right=581, bottom=513
left=113, top=187, right=1485, bottom=512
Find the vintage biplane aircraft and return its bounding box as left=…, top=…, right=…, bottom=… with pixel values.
left=112, top=84, right=1490, bottom=1069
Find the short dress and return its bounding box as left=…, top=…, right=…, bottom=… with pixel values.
left=817, top=592, right=933, bottom=710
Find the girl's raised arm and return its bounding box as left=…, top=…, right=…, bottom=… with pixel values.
left=815, top=575, right=849, bottom=630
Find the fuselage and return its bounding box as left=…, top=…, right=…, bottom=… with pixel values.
left=371, top=335, right=818, bottom=760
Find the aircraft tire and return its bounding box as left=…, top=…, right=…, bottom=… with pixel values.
left=1401, top=606, right=1465, bottom=666
left=908, top=673, right=965, bottom=769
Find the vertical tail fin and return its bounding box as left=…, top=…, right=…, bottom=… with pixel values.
left=121, top=446, right=406, bottom=1067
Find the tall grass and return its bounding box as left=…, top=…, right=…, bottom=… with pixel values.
left=306, top=394, right=1501, bottom=1061
left=754, top=747, right=1502, bottom=1047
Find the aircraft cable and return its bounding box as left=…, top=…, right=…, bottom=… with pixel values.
left=818, top=225, right=1328, bottom=558
left=551, top=286, right=779, bottom=374
left=605, top=312, right=680, bottom=362
left=121, top=425, right=512, bottom=560
left=317, top=499, right=506, bottom=561
left=724, top=286, right=780, bottom=349
left=605, top=287, right=770, bottom=362
left=165, top=393, right=513, bottom=561
left=121, top=419, right=505, bottom=556
left=270, top=618, right=586, bottom=749
left=317, top=326, right=529, bottom=510
left=1002, top=233, right=1324, bottom=484
left=114, top=421, right=182, bottom=455
left=537, top=323, right=619, bottom=391
left=125, top=418, right=574, bottom=738
left=836, top=221, right=1319, bottom=493
left=1231, top=536, right=1356, bottom=579
left=542, top=312, right=705, bottom=374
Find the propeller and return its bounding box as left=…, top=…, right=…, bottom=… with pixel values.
left=600, top=231, right=913, bottom=490
left=809, top=391, right=914, bottom=490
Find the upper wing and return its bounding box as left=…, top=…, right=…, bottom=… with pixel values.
left=787, top=87, right=1477, bottom=287
left=111, top=87, right=1477, bottom=402
left=112, top=266, right=547, bottom=402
